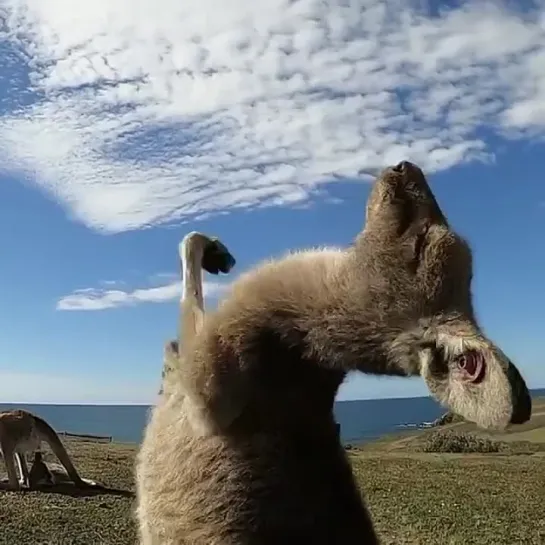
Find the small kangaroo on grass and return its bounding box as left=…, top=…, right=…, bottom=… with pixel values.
left=0, top=409, right=97, bottom=491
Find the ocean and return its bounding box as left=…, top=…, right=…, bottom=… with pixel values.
left=2, top=388, right=543, bottom=445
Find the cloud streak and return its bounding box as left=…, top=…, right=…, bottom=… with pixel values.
left=0, top=0, right=544, bottom=232
left=57, top=279, right=228, bottom=311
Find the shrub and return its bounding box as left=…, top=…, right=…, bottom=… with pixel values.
left=421, top=432, right=501, bottom=453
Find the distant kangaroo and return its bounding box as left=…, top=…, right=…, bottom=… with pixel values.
left=136, top=161, right=532, bottom=544
left=0, top=409, right=95, bottom=491
left=27, top=451, right=54, bottom=489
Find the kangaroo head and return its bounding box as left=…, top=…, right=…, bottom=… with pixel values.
left=357, top=161, right=531, bottom=430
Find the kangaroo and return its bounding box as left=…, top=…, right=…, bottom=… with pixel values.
left=136, top=161, right=532, bottom=544
left=28, top=451, right=54, bottom=489
left=0, top=409, right=93, bottom=491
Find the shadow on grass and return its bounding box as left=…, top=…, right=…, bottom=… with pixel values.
left=0, top=479, right=134, bottom=498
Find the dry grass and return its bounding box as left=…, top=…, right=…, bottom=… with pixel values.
left=0, top=441, right=137, bottom=545
left=0, top=400, right=544, bottom=544
left=351, top=452, right=545, bottom=544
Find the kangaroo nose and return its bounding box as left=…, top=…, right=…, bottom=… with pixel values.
left=392, top=160, right=411, bottom=173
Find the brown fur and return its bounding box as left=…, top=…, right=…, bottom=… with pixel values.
left=0, top=409, right=91, bottom=491
left=136, top=161, right=532, bottom=544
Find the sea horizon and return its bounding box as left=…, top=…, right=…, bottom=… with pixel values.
left=6, top=386, right=545, bottom=406
left=2, top=388, right=543, bottom=446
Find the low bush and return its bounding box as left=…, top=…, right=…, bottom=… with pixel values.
left=421, top=432, right=501, bottom=453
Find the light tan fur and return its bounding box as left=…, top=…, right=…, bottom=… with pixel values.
left=159, top=231, right=236, bottom=400
left=136, top=161, right=532, bottom=544
left=0, top=409, right=91, bottom=491
left=141, top=232, right=236, bottom=544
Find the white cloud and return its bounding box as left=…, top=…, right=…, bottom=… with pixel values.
left=56, top=278, right=228, bottom=311
left=0, top=0, right=544, bottom=232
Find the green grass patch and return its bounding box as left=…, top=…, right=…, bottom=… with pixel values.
left=1, top=398, right=544, bottom=544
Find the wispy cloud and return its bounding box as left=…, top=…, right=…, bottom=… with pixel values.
left=0, top=0, right=544, bottom=233
left=57, top=279, right=228, bottom=311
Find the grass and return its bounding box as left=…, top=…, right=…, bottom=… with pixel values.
left=351, top=453, right=545, bottom=544
left=1, top=399, right=544, bottom=544
left=0, top=441, right=137, bottom=545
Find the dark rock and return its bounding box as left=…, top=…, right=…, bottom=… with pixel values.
left=430, top=411, right=464, bottom=428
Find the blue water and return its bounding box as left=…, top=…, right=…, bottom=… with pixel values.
left=2, top=388, right=543, bottom=445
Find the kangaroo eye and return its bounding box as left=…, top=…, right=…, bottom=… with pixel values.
left=455, top=350, right=485, bottom=383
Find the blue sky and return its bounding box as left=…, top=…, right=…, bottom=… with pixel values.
left=0, top=0, right=544, bottom=404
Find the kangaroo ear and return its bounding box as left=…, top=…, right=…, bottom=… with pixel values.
left=364, top=161, right=447, bottom=237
